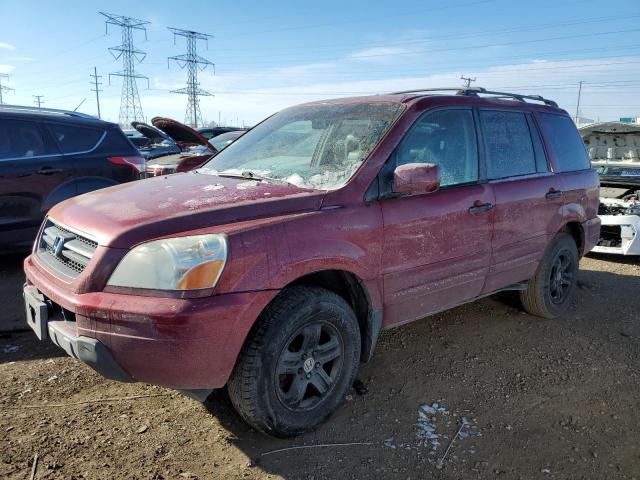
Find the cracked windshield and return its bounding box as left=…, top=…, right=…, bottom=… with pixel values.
left=199, top=102, right=403, bottom=190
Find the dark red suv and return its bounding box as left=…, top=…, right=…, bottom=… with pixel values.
left=24, top=88, right=600, bottom=437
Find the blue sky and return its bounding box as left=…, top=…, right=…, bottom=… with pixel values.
left=1, top=0, right=639, bottom=126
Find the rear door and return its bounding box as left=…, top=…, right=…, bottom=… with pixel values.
left=379, top=107, right=494, bottom=327
left=0, top=117, right=75, bottom=248
left=479, top=109, right=563, bottom=293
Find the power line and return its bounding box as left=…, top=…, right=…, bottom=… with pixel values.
left=0, top=74, right=14, bottom=104
left=101, top=11, right=150, bottom=127
left=33, top=95, right=44, bottom=108
left=90, top=66, right=103, bottom=119
left=167, top=27, right=215, bottom=128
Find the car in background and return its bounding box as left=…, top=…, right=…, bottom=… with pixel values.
left=0, top=105, right=144, bottom=251
left=130, top=121, right=181, bottom=160
left=145, top=117, right=219, bottom=176
left=210, top=130, right=245, bottom=151
left=197, top=126, right=246, bottom=141
left=582, top=122, right=640, bottom=254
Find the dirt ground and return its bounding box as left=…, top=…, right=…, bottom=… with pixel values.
left=1, top=254, right=639, bottom=480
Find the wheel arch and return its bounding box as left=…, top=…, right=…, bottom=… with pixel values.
left=561, top=221, right=585, bottom=256
left=284, top=269, right=382, bottom=363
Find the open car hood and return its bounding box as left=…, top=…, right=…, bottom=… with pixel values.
left=151, top=117, right=217, bottom=152
left=580, top=122, right=640, bottom=189
left=131, top=121, right=175, bottom=145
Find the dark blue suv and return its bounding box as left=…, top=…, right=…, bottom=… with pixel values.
left=0, top=105, right=144, bottom=251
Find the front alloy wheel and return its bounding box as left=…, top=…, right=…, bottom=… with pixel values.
left=276, top=322, right=343, bottom=411
left=228, top=286, right=361, bottom=437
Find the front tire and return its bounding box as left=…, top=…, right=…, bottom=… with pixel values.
left=227, top=286, right=361, bottom=437
left=520, top=232, right=579, bottom=318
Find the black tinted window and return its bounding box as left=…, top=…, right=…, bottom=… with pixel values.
left=0, top=119, right=48, bottom=159
left=48, top=123, right=103, bottom=154
left=539, top=113, right=590, bottom=172
left=396, top=109, right=478, bottom=187
left=481, top=111, right=536, bottom=179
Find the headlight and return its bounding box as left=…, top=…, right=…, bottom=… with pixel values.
left=107, top=234, right=227, bottom=290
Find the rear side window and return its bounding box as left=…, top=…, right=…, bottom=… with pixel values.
left=396, top=109, right=478, bottom=187
left=0, top=119, right=49, bottom=159
left=480, top=110, right=536, bottom=179
left=48, top=123, right=103, bottom=154
left=538, top=113, right=590, bottom=172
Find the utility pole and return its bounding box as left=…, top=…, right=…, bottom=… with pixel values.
left=460, top=75, right=476, bottom=88
left=0, top=74, right=14, bottom=104
left=575, top=80, right=584, bottom=124
left=90, top=66, right=103, bottom=119
left=167, top=27, right=215, bottom=128
left=33, top=95, right=44, bottom=108
left=101, top=12, right=150, bottom=128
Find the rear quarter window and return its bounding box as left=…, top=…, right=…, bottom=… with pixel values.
left=48, top=123, right=103, bottom=154
left=538, top=113, right=590, bottom=172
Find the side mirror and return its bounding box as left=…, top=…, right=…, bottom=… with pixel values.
left=392, top=163, right=441, bottom=195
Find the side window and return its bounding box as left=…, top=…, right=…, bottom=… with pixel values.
left=0, top=119, right=48, bottom=159
left=480, top=110, right=536, bottom=179
left=538, top=113, right=590, bottom=172
left=48, top=123, right=103, bottom=154
left=396, top=109, right=478, bottom=187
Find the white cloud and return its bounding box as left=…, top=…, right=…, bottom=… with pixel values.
left=0, top=64, right=15, bottom=74
left=0, top=42, right=16, bottom=50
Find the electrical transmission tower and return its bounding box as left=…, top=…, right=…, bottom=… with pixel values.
left=0, top=74, right=14, bottom=104
left=33, top=95, right=44, bottom=108
left=101, top=12, right=149, bottom=128
left=167, top=27, right=215, bottom=128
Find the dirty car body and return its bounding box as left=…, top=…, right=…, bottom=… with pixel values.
left=582, top=122, right=640, bottom=255
left=24, top=89, right=600, bottom=436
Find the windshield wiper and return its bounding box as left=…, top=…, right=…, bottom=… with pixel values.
left=216, top=170, right=300, bottom=188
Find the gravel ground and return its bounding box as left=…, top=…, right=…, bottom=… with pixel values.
left=1, top=255, right=639, bottom=480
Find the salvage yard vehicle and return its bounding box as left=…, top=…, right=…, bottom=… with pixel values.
left=581, top=122, right=640, bottom=255
left=0, top=105, right=144, bottom=251
left=130, top=120, right=182, bottom=160
left=144, top=117, right=218, bottom=176
left=24, top=87, right=600, bottom=437
left=197, top=126, right=246, bottom=140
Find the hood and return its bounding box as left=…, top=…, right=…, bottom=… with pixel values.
left=48, top=172, right=322, bottom=248
left=151, top=117, right=217, bottom=152
left=580, top=122, right=640, bottom=180
left=131, top=121, right=175, bottom=145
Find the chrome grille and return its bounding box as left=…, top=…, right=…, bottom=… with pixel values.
left=37, top=219, right=97, bottom=278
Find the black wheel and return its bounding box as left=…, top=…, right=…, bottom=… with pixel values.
left=520, top=232, right=579, bottom=318
left=227, top=286, right=360, bottom=437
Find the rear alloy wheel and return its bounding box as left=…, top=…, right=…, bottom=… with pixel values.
left=520, top=232, right=579, bottom=318
left=228, top=286, right=360, bottom=437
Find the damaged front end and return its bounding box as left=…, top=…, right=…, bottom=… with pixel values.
left=580, top=122, right=640, bottom=255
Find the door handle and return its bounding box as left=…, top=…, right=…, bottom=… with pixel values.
left=37, top=167, right=62, bottom=175
left=468, top=202, right=493, bottom=214
left=545, top=189, right=562, bottom=199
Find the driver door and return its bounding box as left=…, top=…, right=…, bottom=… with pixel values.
left=379, top=107, right=494, bottom=327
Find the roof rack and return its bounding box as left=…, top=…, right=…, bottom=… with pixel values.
left=0, top=104, right=97, bottom=119
left=390, top=87, right=558, bottom=107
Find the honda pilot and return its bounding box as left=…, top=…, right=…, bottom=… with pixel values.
left=23, top=88, right=600, bottom=437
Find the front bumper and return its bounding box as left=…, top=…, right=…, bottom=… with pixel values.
left=24, top=254, right=279, bottom=389
left=592, top=214, right=640, bottom=255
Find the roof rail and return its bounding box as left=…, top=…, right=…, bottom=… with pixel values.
left=0, top=104, right=97, bottom=119
left=390, top=87, right=558, bottom=107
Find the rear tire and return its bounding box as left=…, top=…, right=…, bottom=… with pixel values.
left=520, top=232, right=579, bottom=319
left=227, top=286, right=361, bottom=437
